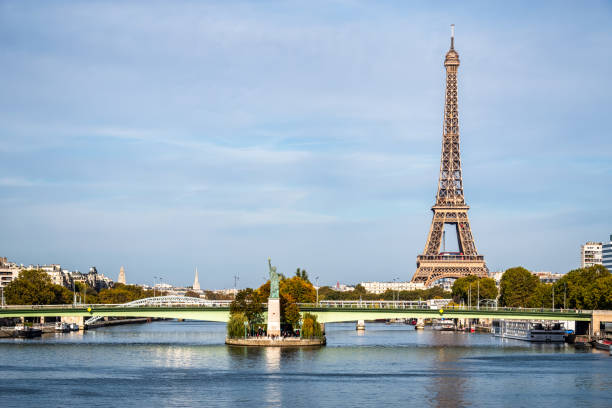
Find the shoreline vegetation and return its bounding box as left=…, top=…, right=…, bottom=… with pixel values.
left=3, top=265, right=611, bottom=312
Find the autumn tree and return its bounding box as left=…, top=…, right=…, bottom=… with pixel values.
left=4, top=269, right=61, bottom=305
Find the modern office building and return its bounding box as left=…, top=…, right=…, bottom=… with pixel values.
left=603, top=235, right=612, bottom=271
left=580, top=241, right=603, bottom=268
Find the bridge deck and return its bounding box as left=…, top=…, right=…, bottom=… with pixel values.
left=0, top=304, right=592, bottom=323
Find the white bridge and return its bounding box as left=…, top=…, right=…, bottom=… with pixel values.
left=84, top=296, right=232, bottom=325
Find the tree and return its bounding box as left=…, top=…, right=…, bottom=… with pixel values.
left=499, top=267, right=540, bottom=307
left=555, top=265, right=611, bottom=309
left=584, top=276, right=612, bottom=310
left=226, top=312, right=247, bottom=338
left=281, top=293, right=301, bottom=326
left=51, top=284, right=74, bottom=304
left=4, top=269, right=57, bottom=305
left=295, top=268, right=310, bottom=283
left=452, top=276, right=498, bottom=306
left=184, top=290, right=201, bottom=298
left=97, top=284, right=151, bottom=304
left=281, top=276, right=316, bottom=303
left=301, top=312, right=323, bottom=339
left=230, top=288, right=264, bottom=325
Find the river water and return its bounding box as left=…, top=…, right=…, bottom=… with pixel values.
left=1, top=321, right=611, bottom=407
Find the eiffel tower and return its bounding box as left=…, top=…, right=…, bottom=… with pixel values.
left=411, top=25, right=488, bottom=287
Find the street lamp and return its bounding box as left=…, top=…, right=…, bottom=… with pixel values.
left=396, top=277, right=400, bottom=305
left=153, top=276, right=157, bottom=297
left=315, top=276, right=319, bottom=306
left=243, top=320, right=248, bottom=339
left=477, top=280, right=480, bottom=310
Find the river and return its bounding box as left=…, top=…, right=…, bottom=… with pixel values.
left=1, top=321, right=611, bottom=407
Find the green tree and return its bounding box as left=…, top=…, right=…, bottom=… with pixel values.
left=295, top=268, right=310, bottom=283
left=226, top=312, right=248, bottom=338
left=499, top=267, right=540, bottom=307
left=452, top=276, right=498, bottom=306
left=301, top=312, right=323, bottom=339
left=4, top=269, right=56, bottom=305
left=51, top=284, right=74, bottom=304
left=230, top=288, right=264, bottom=325
left=584, top=276, right=612, bottom=310
left=555, top=265, right=611, bottom=309
left=532, top=283, right=553, bottom=308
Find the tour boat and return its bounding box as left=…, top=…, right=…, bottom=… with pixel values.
left=55, top=322, right=70, bottom=333
left=15, top=324, right=42, bottom=338
left=492, top=320, right=565, bottom=342
left=593, top=339, right=612, bottom=351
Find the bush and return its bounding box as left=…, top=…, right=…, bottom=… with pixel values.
left=227, top=313, right=248, bottom=339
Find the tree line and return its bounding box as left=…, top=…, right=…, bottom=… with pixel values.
left=3, top=269, right=159, bottom=305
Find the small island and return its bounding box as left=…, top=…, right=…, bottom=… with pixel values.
left=225, top=258, right=326, bottom=347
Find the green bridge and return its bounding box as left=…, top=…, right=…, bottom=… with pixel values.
left=0, top=297, right=593, bottom=324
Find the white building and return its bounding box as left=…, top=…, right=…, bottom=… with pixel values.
left=360, top=281, right=426, bottom=294
left=531, top=271, right=564, bottom=284
left=0, top=257, right=20, bottom=288
left=603, top=235, right=612, bottom=272
left=581, top=241, right=602, bottom=268
left=490, top=271, right=504, bottom=285
left=331, top=282, right=355, bottom=292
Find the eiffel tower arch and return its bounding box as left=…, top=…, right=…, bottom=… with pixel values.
left=411, top=25, right=488, bottom=287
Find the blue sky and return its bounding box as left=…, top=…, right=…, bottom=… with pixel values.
left=1, top=1, right=611, bottom=288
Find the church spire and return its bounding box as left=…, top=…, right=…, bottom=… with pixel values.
left=193, top=267, right=201, bottom=291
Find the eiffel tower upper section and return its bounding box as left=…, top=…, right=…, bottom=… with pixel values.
left=436, top=24, right=466, bottom=209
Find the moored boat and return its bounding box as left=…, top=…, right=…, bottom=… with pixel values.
left=593, top=339, right=612, bottom=351
left=55, top=322, right=70, bottom=333
left=492, top=320, right=565, bottom=342
left=69, top=323, right=79, bottom=331
left=15, top=324, right=42, bottom=338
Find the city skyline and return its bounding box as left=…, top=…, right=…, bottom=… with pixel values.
left=1, top=1, right=611, bottom=288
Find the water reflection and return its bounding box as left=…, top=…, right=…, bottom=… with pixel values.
left=1, top=321, right=611, bottom=407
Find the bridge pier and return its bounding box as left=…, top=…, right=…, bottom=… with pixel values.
left=356, top=320, right=365, bottom=331
left=320, top=323, right=325, bottom=335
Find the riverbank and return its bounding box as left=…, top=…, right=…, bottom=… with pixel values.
left=225, top=336, right=326, bottom=347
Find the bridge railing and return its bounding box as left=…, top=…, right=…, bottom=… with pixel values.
left=297, top=301, right=592, bottom=315
left=0, top=297, right=233, bottom=310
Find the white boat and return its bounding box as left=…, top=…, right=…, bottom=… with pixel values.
left=69, top=323, right=79, bottom=331
left=433, top=319, right=455, bottom=331
left=492, top=320, right=565, bottom=342
left=55, top=322, right=70, bottom=333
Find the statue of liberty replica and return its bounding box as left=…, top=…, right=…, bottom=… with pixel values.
left=267, top=257, right=281, bottom=336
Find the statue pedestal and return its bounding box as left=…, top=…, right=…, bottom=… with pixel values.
left=267, top=298, right=281, bottom=336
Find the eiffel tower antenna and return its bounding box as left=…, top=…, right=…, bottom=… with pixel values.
left=411, top=25, right=488, bottom=287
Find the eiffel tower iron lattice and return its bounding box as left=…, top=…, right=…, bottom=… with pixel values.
left=411, top=25, right=488, bottom=287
